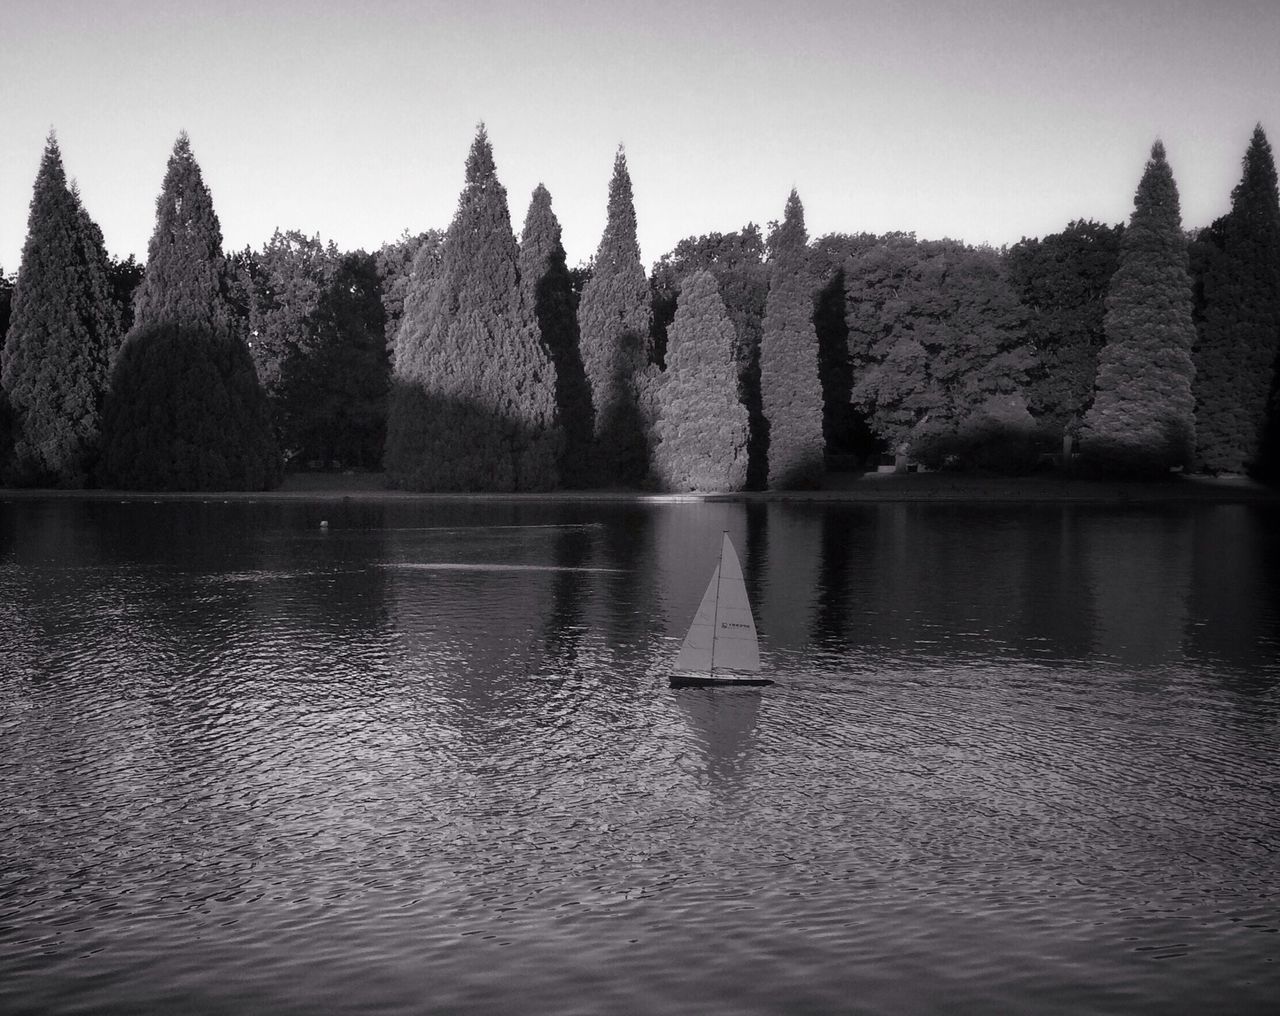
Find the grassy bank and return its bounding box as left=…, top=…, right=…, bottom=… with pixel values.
left=4, top=471, right=1277, bottom=504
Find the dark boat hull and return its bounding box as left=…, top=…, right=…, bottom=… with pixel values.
left=669, top=674, right=774, bottom=688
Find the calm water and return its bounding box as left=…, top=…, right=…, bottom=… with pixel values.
left=2, top=496, right=1278, bottom=1015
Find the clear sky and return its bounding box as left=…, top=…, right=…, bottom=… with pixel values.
left=2, top=0, right=1279, bottom=273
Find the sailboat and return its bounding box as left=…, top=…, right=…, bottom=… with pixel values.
left=669, top=532, right=772, bottom=687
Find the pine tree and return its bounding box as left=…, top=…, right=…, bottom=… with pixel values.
left=1080, top=141, right=1197, bottom=474
left=759, top=190, right=825, bottom=488
left=1, top=133, right=119, bottom=487
left=1192, top=125, right=1280, bottom=473
left=100, top=132, right=279, bottom=490
left=384, top=125, right=561, bottom=491
left=577, top=148, right=652, bottom=485
left=652, top=270, right=749, bottom=491
left=520, top=185, right=593, bottom=487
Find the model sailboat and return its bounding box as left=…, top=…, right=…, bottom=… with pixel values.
left=669, top=532, right=772, bottom=687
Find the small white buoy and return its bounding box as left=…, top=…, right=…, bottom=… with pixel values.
left=320, top=520, right=329, bottom=530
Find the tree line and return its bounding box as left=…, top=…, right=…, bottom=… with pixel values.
left=2, top=125, right=1279, bottom=492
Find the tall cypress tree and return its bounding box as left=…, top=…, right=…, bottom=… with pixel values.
left=1, top=133, right=119, bottom=487
left=131, top=133, right=235, bottom=335
left=577, top=148, right=652, bottom=485
left=384, top=125, right=561, bottom=491
left=99, top=132, right=279, bottom=490
left=648, top=226, right=769, bottom=485
left=652, top=269, right=749, bottom=491
left=1080, top=141, right=1197, bottom=474
left=759, top=190, right=825, bottom=488
left=520, top=185, right=593, bottom=487
left=1192, top=125, right=1280, bottom=473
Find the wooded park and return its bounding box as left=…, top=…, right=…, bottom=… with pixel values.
left=2, top=124, right=1279, bottom=493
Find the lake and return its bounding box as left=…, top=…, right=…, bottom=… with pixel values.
left=2, top=495, right=1278, bottom=1014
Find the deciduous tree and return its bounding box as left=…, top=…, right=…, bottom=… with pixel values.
left=1006, top=220, right=1123, bottom=455
left=277, top=250, right=389, bottom=470
left=1080, top=141, right=1197, bottom=474
left=846, top=236, right=1035, bottom=470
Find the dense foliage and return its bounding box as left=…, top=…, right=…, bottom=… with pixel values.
left=102, top=133, right=280, bottom=490
left=1191, top=126, right=1280, bottom=473
left=1006, top=220, right=1123, bottom=451
left=132, top=133, right=237, bottom=335
left=811, top=233, right=884, bottom=463
left=519, top=185, right=593, bottom=487
left=846, top=236, right=1036, bottom=470
left=5, top=122, right=1278, bottom=491
left=577, top=149, right=652, bottom=485
left=275, top=250, right=389, bottom=469
left=1080, top=142, right=1198, bottom=474
left=759, top=191, right=824, bottom=487
left=376, top=229, right=444, bottom=356
left=98, top=322, right=279, bottom=490
left=384, top=126, right=561, bottom=491
left=235, top=229, right=338, bottom=399
left=652, top=270, right=749, bottom=491
left=1, top=134, right=119, bottom=487
left=650, top=226, right=769, bottom=485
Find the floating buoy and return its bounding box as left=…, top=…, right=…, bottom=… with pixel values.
left=320, top=520, right=329, bottom=529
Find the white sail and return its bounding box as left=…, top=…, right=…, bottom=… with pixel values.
left=673, top=533, right=760, bottom=675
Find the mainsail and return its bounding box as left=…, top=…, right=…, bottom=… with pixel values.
left=673, top=533, right=760, bottom=676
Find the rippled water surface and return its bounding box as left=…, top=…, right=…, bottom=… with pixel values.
left=2, top=497, right=1278, bottom=1014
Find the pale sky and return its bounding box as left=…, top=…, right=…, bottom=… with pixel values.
left=2, top=0, right=1279, bottom=274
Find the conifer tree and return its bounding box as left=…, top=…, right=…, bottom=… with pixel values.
left=759, top=190, right=825, bottom=488
left=652, top=270, right=749, bottom=491
left=649, top=226, right=769, bottom=485
left=1, top=133, right=119, bottom=486
left=131, top=133, right=236, bottom=335
left=520, top=185, right=593, bottom=487
left=1192, top=125, right=1280, bottom=473
left=376, top=229, right=444, bottom=357
left=384, top=125, right=561, bottom=491
left=100, top=132, right=279, bottom=490
left=577, top=148, right=652, bottom=485
left=1080, top=141, right=1197, bottom=474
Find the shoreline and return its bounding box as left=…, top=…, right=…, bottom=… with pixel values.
left=3, top=472, right=1278, bottom=505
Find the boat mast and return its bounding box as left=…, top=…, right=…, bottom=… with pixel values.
left=710, top=531, right=727, bottom=675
